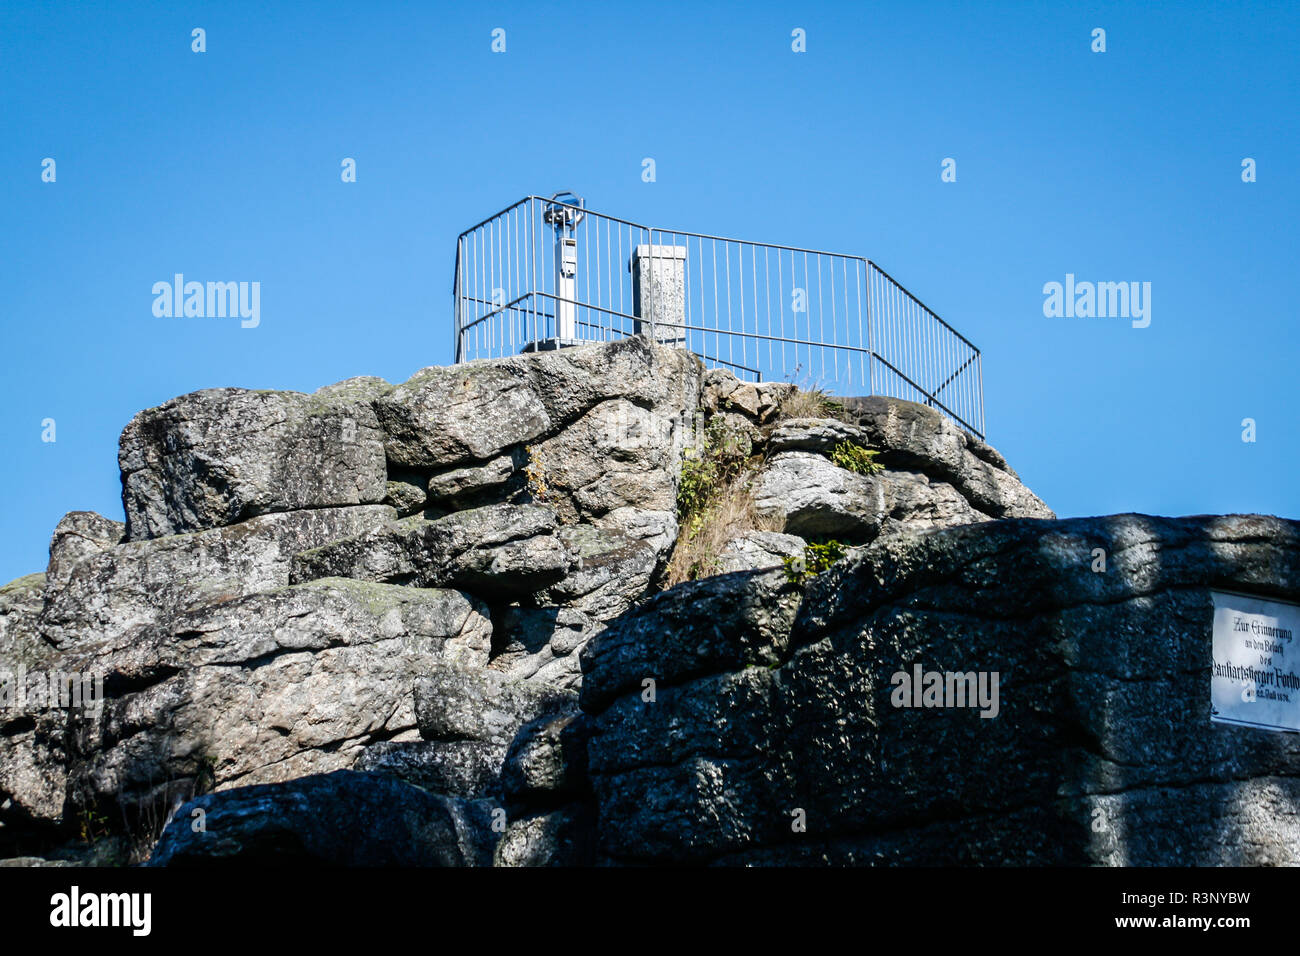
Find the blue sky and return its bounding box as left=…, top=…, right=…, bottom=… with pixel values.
left=1, top=0, right=1296, bottom=582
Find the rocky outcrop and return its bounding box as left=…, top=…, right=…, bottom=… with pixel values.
left=0, top=573, right=45, bottom=664
left=75, top=579, right=488, bottom=808
left=376, top=336, right=701, bottom=471
left=716, top=530, right=805, bottom=574
left=46, top=513, right=125, bottom=588
left=493, top=709, right=596, bottom=867
left=699, top=370, right=790, bottom=426
left=841, top=395, right=1052, bottom=521
left=753, top=411, right=1050, bottom=542
left=4, top=577, right=491, bottom=837
left=0, top=338, right=708, bottom=862
left=12, top=332, right=1288, bottom=870
left=756, top=453, right=988, bottom=539
left=289, top=505, right=574, bottom=598
left=571, top=513, right=1300, bottom=865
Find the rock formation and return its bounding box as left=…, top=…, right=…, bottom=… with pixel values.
left=1, top=336, right=1294, bottom=867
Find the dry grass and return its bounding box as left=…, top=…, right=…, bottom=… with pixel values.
left=663, top=383, right=855, bottom=588
left=663, top=467, right=781, bottom=587
left=776, top=384, right=854, bottom=423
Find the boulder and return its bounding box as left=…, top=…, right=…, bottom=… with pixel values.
left=579, top=568, right=803, bottom=712
left=355, top=740, right=504, bottom=800
left=717, top=530, right=807, bottom=574
left=147, top=770, right=498, bottom=866
left=701, top=369, right=790, bottom=425
left=527, top=398, right=684, bottom=525
left=409, top=663, right=577, bottom=804
left=494, top=805, right=596, bottom=867
left=377, top=362, right=549, bottom=470
left=0, top=573, right=47, bottom=665
left=500, top=710, right=588, bottom=804
left=0, top=573, right=67, bottom=841
left=842, top=395, right=1053, bottom=520
left=119, top=383, right=389, bottom=540
left=414, top=663, right=575, bottom=758
left=755, top=452, right=992, bottom=541
left=489, top=606, right=595, bottom=689
left=376, top=336, right=701, bottom=471
left=425, top=452, right=522, bottom=507
left=535, top=524, right=663, bottom=624
left=753, top=451, right=883, bottom=539
left=46, top=512, right=125, bottom=588
left=383, top=469, right=430, bottom=517
left=493, top=709, right=596, bottom=866
left=767, top=418, right=873, bottom=455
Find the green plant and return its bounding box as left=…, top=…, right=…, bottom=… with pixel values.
left=829, top=440, right=884, bottom=475
left=666, top=418, right=774, bottom=587
left=676, top=452, right=715, bottom=521
left=782, top=540, right=848, bottom=585
left=675, top=418, right=750, bottom=521
left=77, top=806, right=111, bottom=845
left=777, top=385, right=848, bottom=422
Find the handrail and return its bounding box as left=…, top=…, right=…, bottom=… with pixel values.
left=451, top=195, right=985, bottom=437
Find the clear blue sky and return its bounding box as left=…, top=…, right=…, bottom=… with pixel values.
left=1, top=0, right=1296, bottom=583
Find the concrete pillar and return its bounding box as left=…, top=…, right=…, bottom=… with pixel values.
left=630, top=244, right=687, bottom=346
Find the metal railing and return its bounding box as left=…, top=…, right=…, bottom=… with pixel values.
left=452, top=195, right=985, bottom=438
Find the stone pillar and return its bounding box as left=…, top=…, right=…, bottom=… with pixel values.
left=630, top=244, right=687, bottom=346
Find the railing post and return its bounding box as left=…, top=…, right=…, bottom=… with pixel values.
left=453, top=237, right=463, bottom=363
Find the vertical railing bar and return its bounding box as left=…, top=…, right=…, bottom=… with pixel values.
left=841, top=257, right=850, bottom=389
left=764, top=246, right=772, bottom=376
left=832, top=256, right=842, bottom=390
left=816, top=254, right=825, bottom=386
left=778, top=249, right=786, bottom=377
left=507, top=209, right=514, bottom=355
left=605, top=214, right=613, bottom=341
left=723, top=241, right=732, bottom=370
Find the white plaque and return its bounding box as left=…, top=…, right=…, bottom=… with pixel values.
left=1211, top=591, right=1300, bottom=733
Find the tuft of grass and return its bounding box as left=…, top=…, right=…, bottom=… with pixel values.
left=667, top=418, right=776, bottom=586
left=665, top=479, right=780, bottom=586
left=776, top=384, right=853, bottom=423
